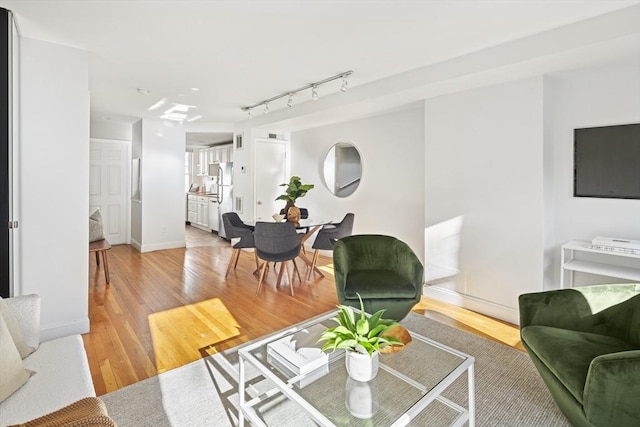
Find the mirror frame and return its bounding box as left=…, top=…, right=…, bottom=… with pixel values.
left=322, top=140, right=362, bottom=198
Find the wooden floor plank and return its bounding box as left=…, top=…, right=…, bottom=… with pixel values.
left=84, top=226, right=524, bottom=395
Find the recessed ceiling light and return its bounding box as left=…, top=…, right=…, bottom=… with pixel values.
left=186, top=115, right=202, bottom=122
left=148, top=98, right=167, bottom=111
left=137, top=88, right=151, bottom=95
left=190, top=88, right=200, bottom=92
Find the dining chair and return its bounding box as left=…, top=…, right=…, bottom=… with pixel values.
left=254, top=221, right=302, bottom=296
left=222, top=212, right=258, bottom=278
left=306, top=213, right=355, bottom=282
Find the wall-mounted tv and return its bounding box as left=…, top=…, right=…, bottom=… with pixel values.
left=574, top=123, right=640, bottom=200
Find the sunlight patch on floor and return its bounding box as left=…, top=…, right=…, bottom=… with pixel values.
left=148, top=298, right=240, bottom=373
left=318, top=263, right=335, bottom=275
left=413, top=297, right=523, bottom=349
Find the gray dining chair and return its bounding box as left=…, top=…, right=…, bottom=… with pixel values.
left=254, top=221, right=303, bottom=296
left=222, top=212, right=258, bottom=278
left=306, top=213, right=355, bottom=282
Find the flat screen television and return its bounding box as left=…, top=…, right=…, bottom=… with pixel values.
left=574, top=123, right=640, bottom=200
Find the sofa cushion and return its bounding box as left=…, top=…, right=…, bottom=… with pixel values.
left=0, top=297, right=36, bottom=359
left=0, top=335, right=95, bottom=426
left=521, top=325, right=635, bottom=404
left=345, top=270, right=417, bottom=300
left=0, top=316, right=32, bottom=402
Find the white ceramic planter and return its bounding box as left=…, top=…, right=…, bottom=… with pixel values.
left=345, top=350, right=379, bottom=382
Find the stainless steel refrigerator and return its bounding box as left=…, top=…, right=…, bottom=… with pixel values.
left=211, top=162, right=233, bottom=239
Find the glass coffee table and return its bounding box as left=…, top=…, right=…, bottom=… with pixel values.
left=238, top=311, right=475, bottom=426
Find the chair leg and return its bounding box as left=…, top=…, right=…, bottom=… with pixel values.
left=276, top=263, right=285, bottom=288
left=292, top=258, right=302, bottom=284
left=285, top=261, right=294, bottom=296
left=254, top=250, right=260, bottom=270
left=233, top=249, right=241, bottom=269
left=225, top=249, right=238, bottom=278
left=95, top=251, right=100, bottom=266
left=306, top=249, right=320, bottom=282
left=256, top=261, right=269, bottom=296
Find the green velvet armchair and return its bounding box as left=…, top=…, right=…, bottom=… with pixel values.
left=519, top=283, right=640, bottom=427
left=333, top=235, right=424, bottom=321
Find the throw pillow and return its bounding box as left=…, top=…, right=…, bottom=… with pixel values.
left=0, top=297, right=35, bottom=359
left=0, top=315, right=32, bottom=402
left=89, top=208, right=105, bottom=243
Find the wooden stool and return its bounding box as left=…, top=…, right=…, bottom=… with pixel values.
left=89, top=239, right=112, bottom=284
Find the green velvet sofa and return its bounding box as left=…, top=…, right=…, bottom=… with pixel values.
left=519, top=283, right=640, bottom=427
left=333, top=235, right=423, bottom=321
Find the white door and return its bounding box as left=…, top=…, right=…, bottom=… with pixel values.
left=89, top=139, right=130, bottom=245
left=255, top=139, right=287, bottom=221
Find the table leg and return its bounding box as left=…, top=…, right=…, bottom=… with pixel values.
left=468, top=364, right=476, bottom=427
left=102, top=250, right=111, bottom=284
left=238, top=356, right=246, bottom=427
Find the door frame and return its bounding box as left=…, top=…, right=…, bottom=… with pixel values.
left=89, top=137, right=132, bottom=245
left=253, top=137, right=290, bottom=221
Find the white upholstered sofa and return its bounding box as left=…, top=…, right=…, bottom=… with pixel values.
left=0, top=294, right=95, bottom=426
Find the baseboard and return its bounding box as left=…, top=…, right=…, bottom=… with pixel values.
left=140, top=240, right=186, bottom=253
left=130, top=238, right=142, bottom=251
left=422, top=285, right=520, bottom=325
left=40, top=317, right=90, bottom=342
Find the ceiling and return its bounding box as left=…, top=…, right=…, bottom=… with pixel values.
left=2, top=0, right=639, bottom=125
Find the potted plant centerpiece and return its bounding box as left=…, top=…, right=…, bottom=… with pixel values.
left=275, top=176, right=314, bottom=225
left=319, top=295, right=408, bottom=382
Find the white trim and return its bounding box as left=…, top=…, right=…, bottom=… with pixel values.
left=422, top=285, right=520, bottom=325
left=140, top=240, right=186, bottom=253
left=40, top=318, right=90, bottom=342
left=130, top=237, right=142, bottom=252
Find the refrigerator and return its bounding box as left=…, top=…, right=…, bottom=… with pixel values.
left=211, top=162, right=233, bottom=239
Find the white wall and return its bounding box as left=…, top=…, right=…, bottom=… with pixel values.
left=130, top=120, right=142, bottom=248
left=90, top=119, right=133, bottom=141
left=291, top=106, right=426, bottom=260
left=424, top=77, right=546, bottom=324
left=549, top=60, right=640, bottom=285
left=139, top=120, right=186, bottom=252
left=18, top=38, right=90, bottom=339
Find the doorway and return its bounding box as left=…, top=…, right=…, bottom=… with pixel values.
left=255, top=139, right=288, bottom=221
left=89, top=139, right=130, bottom=245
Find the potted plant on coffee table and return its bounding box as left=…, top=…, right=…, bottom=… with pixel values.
left=319, top=295, right=410, bottom=382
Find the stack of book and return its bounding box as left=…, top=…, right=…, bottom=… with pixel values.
left=588, top=236, right=640, bottom=256
left=266, top=323, right=342, bottom=388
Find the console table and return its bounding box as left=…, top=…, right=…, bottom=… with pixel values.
left=560, top=240, right=640, bottom=288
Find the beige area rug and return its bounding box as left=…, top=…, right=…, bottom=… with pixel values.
left=101, top=313, right=569, bottom=426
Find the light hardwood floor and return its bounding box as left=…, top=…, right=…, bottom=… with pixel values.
left=84, top=226, right=524, bottom=396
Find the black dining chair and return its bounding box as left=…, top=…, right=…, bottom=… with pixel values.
left=222, top=212, right=258, bottom=278
left=254, top=221, right=303, bottom=296
left=306, top=213, right=355, bottom=282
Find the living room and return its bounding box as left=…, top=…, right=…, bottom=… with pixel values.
left=1, top=1, right=639, bottom=426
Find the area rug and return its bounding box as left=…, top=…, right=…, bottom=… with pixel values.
left=101, top=312, right=569, bottom=426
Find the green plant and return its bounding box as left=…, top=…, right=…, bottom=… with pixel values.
left=319, top=295, right=403, bottom=356
left=275, top=176, right=314, bottom=204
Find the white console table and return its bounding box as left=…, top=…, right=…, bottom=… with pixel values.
left=561, top=241, right=640, bottom=288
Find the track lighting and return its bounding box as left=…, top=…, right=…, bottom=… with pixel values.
left=242, top=70, right=353, bottom=118
left=340, top=75, right=349, bottom=92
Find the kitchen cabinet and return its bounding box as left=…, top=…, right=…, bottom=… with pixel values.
left=207, top=144, right=233, bottom=166
left=187, top=194, right=211, bottom=230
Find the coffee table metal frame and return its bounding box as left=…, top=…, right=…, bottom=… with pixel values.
left=238, top=310, right=475, bottom=427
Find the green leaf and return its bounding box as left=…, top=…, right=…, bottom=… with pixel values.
left=356, top=318, right=369, bottom=336
left=337, top=339, right=357, bottom=350
left=367, top=324, right=387, bottom=338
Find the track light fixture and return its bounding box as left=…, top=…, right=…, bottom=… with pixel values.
left=242, top=70, right=352, bottom=118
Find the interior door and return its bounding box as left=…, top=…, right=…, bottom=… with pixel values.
left=89, top=139, right=129, bottom=245
left=255, top=139, right=287, bottom=221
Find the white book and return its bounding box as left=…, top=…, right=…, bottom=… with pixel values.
left=267, top=350, right=329, bottom=388
left=267, top=324, right=330, bottom=375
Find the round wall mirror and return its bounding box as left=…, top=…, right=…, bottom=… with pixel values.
left=322, top=141, right=362, bottom=197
